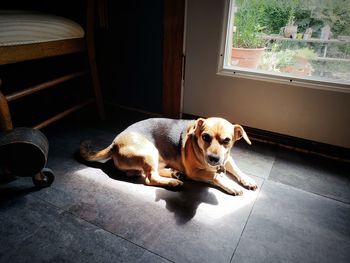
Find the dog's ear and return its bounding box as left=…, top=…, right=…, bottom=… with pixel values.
left=187, top=118, right=205, bottom=136
left=233, top=124, right=251, bottom=145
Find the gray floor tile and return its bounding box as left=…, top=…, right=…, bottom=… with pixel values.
left=232, top=180, right=350, bottom=263
left=146, top=181, right=262, bottom=263
left=32, top=157, right=263, bottom=263
left=0, top=195, right=169, bottom=263
left=231, top=141, right=276, bottom=179
left=269, top=149, right=350, bottom=203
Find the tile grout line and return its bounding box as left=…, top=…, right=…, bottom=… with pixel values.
left=265, top=152, right=350, bottom=205
left=266, top=179, right=350, bottom=206
left=310, top=192, right=350, bottom=205
left=229, top=178, right=266, bottom=263
left=31, top=193, right=175, bottom=263
left=265, top=151, right=278, bottom=181
left=229, top=147, right=276, bottom=262
left=242, top=146, right=278, bottom=181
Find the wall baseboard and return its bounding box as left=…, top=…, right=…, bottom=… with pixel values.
left=182, top=113, right=350, bottom=162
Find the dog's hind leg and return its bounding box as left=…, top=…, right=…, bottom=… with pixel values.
left=113, top=132, right=183, bottom=188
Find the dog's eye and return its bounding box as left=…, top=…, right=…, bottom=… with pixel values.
left=202, top=133, right=211, bottom=143
left=223, top=137, right=231, bottom=145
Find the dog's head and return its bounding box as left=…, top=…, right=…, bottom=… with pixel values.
left=187, top=117, right=251, bottom=168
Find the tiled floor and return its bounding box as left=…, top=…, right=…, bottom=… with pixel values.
left=1, top=108, right=350, bottom=263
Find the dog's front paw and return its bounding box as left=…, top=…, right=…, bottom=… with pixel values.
left=213, top=173, right=244, bottom=196
left=227, top=187, right=243, bottom=196
left=240, top=176, right=258, bottom=190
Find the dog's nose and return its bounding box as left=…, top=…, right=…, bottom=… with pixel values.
left=208, top=155, right=220, bottom=165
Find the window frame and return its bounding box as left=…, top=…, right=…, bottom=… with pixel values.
left=217, top=0, right=350, bottom=93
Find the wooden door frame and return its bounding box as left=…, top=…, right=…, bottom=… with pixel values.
left=162, top=0, right=186, bottom=118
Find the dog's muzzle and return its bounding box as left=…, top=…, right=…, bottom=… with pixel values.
left=207, top=154, right=222, bottom=166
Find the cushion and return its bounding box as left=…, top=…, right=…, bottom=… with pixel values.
left=0, top=10, right=85, bottom=47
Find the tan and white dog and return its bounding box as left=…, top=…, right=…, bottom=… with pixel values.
left=80, top=117, right=257, bottom=195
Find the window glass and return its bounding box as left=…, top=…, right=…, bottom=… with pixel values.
left=223, top=0, right=350, bottom=87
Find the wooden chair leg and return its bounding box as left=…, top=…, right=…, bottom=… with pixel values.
left=0, top=91, right=13, bottom=131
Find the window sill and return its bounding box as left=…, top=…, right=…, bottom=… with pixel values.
left=217, top=66, right=350, bottom=93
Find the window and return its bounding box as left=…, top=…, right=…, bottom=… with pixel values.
left=219, top=0, right=350, bottom=91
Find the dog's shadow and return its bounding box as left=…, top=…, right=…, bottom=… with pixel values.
left=76, top=153, right=218, bottom=224
left=155, top=182, right=218, bottom=225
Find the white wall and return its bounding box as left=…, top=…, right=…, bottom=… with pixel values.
left=183, top=0, right=350, bottom=148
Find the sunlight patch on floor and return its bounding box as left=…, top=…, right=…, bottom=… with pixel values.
left=74, top=167, right=158, bottom=198
left=74, top=167, right=259, bottom=224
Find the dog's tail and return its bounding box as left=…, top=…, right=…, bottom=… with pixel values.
left=80, top=140, right=114, bottom=161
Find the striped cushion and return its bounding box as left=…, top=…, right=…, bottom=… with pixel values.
left=0, top=10, right=85, bottom=46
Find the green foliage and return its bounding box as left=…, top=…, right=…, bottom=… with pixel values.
left=233, top=0, right=350, bottom=37
left=260, top=45, right=317, bottom=71
left=294, top=48, right=317, bottom=59
left=311, top=2, right=350, bottom=37
left=262, top=6, right=290, bottom=34
left=232, top=0, right=350, bottom=80
left=232, top=0, right=267, bottom=48
left=313, top=60, right=350, bottom=75
left=235, top=0, right=350, bottom=81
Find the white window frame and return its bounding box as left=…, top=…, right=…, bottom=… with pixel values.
left=217, top=0, right=350, bottom=93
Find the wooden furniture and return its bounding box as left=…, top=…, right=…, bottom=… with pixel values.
left=0, top=0, right=104, bottom=131
left=162, top=0, right=185, bottom=119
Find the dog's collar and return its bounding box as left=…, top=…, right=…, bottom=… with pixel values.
left=216, top=165, right=226, bottom=174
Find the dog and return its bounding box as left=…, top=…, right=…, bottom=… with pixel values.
left=80, top=117, right=257, bottom=195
